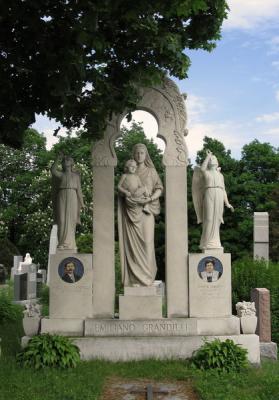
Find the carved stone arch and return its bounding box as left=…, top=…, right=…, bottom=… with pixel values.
left=92, top=77, right=189, bottom=167
left=92, top=78, right=189, bottom=319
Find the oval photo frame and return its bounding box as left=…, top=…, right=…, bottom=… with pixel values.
left=198, top=256, right=223, bottom=283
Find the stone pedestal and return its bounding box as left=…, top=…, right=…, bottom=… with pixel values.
left=49, top=252, right=93, bottom=319
left=189, top=252, right=231, bottom=317
left=119, top=286, right=162, bottom=320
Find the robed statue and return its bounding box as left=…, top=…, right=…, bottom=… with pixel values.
left=51, top=154, right=84, bottom=250
left=192, top=150, right=234, bottom=250
left=118, top=143, right=163, bottom=287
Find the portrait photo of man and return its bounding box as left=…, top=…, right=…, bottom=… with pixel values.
left=61, top=261, right=81, bottom=283
left=199, top=258, right=222, bottom=283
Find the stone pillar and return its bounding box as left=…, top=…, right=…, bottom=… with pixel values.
left=251, top=288, right=277, bottom=359
left=165, top=166, right=188, bottom=317
left=253, top=212, right=269, bottom=261
left=251, top=288, right=271, bottom=342
left=92, top=166, right=115, bottom=318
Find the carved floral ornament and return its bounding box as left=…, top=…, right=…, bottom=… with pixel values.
left=92, top=78, right=189, bottom=167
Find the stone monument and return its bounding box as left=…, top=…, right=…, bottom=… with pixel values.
left=253, top=212, right=269, bottom=261
left=38, top=78, right=260, bottom=365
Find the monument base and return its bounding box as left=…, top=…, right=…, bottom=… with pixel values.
left=73, top=334, right=260, bottom=365
left=37, top=316, right=259, bottom=364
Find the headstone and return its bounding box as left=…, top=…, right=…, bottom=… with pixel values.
left=251, top=288, right=277, bottom=360
left=11, top=255, right=23, bottom=280
left=37, top=269, right=47, bottom=294
left=14, top=263, right=37, bottom=302
left=253, top=212, right=269, bottom=261
left=251, top=288, right=271, bottom=342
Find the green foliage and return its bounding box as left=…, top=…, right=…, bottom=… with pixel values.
left=0, top=285, right=23, bottom=323
left=16, top=334, right=80, bottom=369
left=0, top=1, right=228, bottom=147
left=0, top=237, right=20, bottom=274
left=76, top=233, right=93, bottom=254
left=191, top=339, right=248, bottom=373
left=232, top=258, right=279, bottom=344
left=38, top=284, right=49, bottom=317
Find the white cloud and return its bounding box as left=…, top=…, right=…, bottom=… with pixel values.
left=224, top=0, right=279, bottom=30
left=187, top=121, right=247, bottom=163
left=275, top=90, right=279, bottom=102
left=256, top=112, right=279, bottom=123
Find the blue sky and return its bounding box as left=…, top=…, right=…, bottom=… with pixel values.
left=33, top=0, right=279, bottom=162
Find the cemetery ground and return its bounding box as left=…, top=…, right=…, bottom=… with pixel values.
left=0, top=314, right=279, bottom=400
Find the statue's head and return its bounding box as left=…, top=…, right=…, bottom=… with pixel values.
left=208, top=155, right=219, bottom=169
left=125, top=159, right=137, bottom=173
left=133, top=143, right=147, bottom=165
left=62, top=156, right=74, bottom=171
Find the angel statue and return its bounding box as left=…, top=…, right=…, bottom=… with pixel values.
left=51, top=154, right=84, bottom=251
left=192, top=150, right=234, bottom=251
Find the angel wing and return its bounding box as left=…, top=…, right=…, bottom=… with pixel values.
left=192, top=166, right=205, bottom=224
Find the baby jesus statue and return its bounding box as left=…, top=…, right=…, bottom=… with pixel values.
left=118, top=159, right=151, bottom=214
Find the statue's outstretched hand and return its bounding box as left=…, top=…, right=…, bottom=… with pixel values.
left=227, top=204, right=234, bottom=212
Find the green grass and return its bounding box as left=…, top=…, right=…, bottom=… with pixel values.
left=1, top=319, right=279, bottom=400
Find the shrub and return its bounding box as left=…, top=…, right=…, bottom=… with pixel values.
left=16, top=334, right=80, bottom=369
left=232, top=258, right=279, bottom=344
left=38, top=284, right=49, bottom=316
left=191, top=339, right=248, bottom=373
left=0, top=286, right=23, bottom=322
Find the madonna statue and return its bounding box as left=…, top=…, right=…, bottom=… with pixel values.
left=51, top=155, right=84, bottom=250
left=118, top=143, right=163, bottom=286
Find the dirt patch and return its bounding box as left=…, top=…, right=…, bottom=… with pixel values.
left=101, top=377, right=200, bottom=400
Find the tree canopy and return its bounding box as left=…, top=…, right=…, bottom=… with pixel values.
left=0, top=0, right=228, bottom=147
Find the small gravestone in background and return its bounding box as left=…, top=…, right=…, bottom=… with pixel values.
left=251, top=288, right=277, bottom=360
left=37, top=268, right=47, bottom=294
left=11, top=255, right=23, bottom=280
left=0, top=264, right=7, bottom=285
left=14, top=254, right=37, bottom=302
left=253, top=212, right=269, bottom=261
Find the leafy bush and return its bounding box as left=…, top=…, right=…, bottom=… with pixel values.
left=191, top=339, right=248, bottom=373
left=232, top=258, right=279, bottom=344
left=38, top=284, right=49, bottom=316
left=16, top=334, right=80, bottom=369
left=0, top=285, right=23, bottom=322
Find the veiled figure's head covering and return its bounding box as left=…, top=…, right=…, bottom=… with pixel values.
left=132, top=143, right=155, bottom=169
